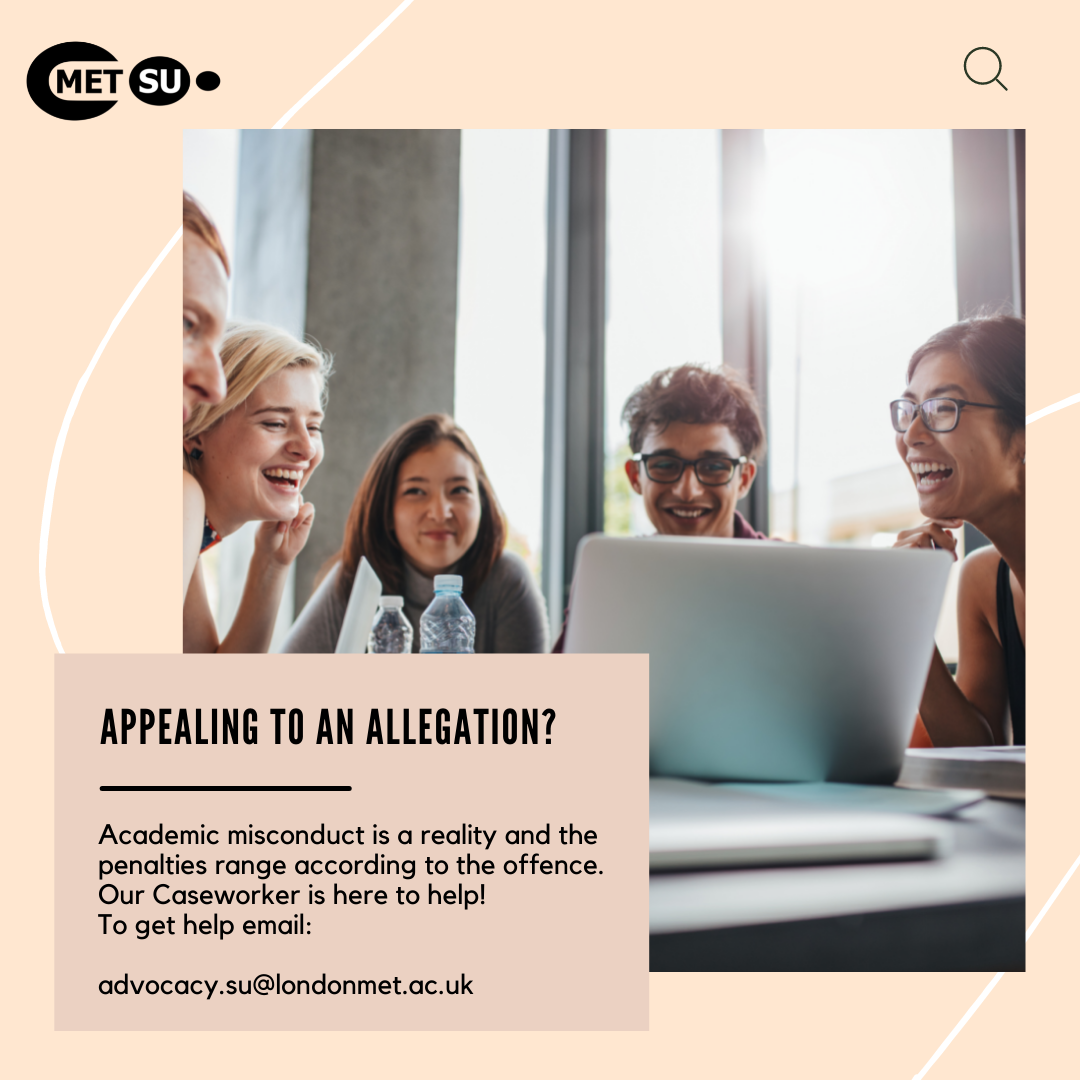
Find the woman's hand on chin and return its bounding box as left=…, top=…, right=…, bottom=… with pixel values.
left=894, top=518, right=963, bottom=560
left=254, top=497, right=316, bottom=569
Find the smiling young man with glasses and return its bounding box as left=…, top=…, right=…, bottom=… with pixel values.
left=552, top=365, right=767, bottom=651
left=623, top=364, right=766, bottom=540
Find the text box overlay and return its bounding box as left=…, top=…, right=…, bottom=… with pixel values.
left=55, top=654, right=648, bottom=1030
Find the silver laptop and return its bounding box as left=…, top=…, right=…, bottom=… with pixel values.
left=563, top=535, right=953, bottom=784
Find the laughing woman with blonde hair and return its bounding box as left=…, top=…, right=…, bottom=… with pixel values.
left=183, top=322, right=332, bottom=653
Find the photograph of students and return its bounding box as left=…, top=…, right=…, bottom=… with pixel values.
left=182, top=192, right=229, bottom=424
left=281, top=413, right=549, bottom=654
left=183, top=322, right=332, bottom=653
left=891, top=314, right=1025, bottom=747
left=552, top=364, right=768, bottom=651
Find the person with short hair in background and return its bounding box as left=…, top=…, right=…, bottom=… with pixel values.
left=182, top=192, right=229, bottom=423
left=891, top=314, right=1025, bottom=746
left=183, top=322, right=332, bottom=653
left=552, top=364, right=769, bottom=651
left=281, top=414, right=549, bottom=654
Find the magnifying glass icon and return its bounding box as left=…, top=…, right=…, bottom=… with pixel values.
left=964, top=47, right=1008, bottom=90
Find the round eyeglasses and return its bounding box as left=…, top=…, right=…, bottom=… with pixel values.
left=890, top=397, right=1004, bottom=434
left=630, top=452, right=748, bottom=487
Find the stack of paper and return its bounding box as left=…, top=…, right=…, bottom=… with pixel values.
left=897, top=746, right=1025, bottom=799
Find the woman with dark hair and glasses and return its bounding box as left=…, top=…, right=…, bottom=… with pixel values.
left=281, top=414, right=548, bottom=653
left=890, top=314, right=1025, bottom=746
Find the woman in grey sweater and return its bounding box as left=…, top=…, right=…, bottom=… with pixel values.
left=281, top=414, right=548, bottom=653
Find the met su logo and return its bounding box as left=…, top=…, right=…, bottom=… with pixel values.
left=26, top=41, right=219, bottom=120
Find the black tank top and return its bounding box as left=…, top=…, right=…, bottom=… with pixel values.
left=996, top=558, right=1025, bottom=745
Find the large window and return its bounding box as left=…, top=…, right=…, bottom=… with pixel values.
left=183, top=131, right=278, bottom=646
left=598, top=129, right=962, bottom=657
left=763, top=130, right=960, bottom=658
left=454, top=130, right=549, bottom=583
left=604, top=130, right=723, bottom=535
left=763, top=129, right=958, bottom=545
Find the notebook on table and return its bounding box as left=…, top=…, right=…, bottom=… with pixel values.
left=650, top=778, right=950, bottom=871
left=334, top=557, right=383, bottom=654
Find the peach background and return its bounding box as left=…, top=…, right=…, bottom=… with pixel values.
left=5, top=0, right=1078, bottom=1075
left=55, top=654, right=648, bottom=1030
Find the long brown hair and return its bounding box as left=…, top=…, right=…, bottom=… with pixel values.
left=333, top=414, right=507, bottom=603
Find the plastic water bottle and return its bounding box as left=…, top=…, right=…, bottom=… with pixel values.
left=419, top=575, right=476, bottom=654
left=367, top=597, right=414, bottom=654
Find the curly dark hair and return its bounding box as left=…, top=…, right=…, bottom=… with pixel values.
left=622, top=364, right=766, bottom=458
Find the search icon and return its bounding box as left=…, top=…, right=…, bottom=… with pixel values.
left=964, top=47, right=1008, bottom=90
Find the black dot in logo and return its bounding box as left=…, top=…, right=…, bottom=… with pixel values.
left=129, top=56, right=190, bottom=106
left=196, top=70, right=221, bottom=92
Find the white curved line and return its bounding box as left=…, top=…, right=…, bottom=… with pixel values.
left=1027, top=392, right=1080, bottom=425
left=43, top=1, right=416, bottom=649
left=911, top=972, right=1004, bottom=1080
left=1026, top=850, right=1080, bottom=940
left=272, top=0, right=416, bottom=129
left=39, top=228, right=183, bottom=653
left=912, top=849, right=1080, bottom=1078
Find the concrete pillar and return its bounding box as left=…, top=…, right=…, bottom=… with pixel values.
left=297, top=130, right=461, bottom=604
left=951, top=129, right=1024, bottom=560
left=721, top=129, right=770, bottom=534
left=542, top=130, right=607, bottom=622
left=952, top=129, right=1024, bottom=318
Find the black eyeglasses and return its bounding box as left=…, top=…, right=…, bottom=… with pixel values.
left=890, top=397, right=1005, bottom=434
left=630, top=452, right=748, bottom=487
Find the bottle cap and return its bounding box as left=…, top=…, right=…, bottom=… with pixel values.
left=379, top=596, right=404, bottom=609
left=433, top=574, right=463, bottom=592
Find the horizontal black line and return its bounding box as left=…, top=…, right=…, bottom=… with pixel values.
left=99, top=786, right=352, bottom=793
